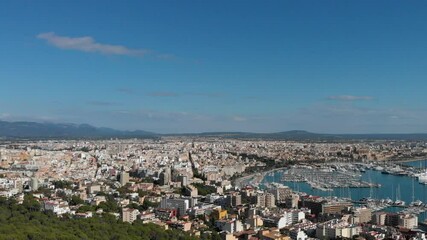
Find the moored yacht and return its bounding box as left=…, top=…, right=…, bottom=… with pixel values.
left=410, top=200, right=423, bottom=207
left=394, top=200, right=405, bottom=206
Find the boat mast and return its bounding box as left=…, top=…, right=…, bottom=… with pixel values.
left=396, top=184, right=400, bottom=202
left=412, top=178, right=415, bottom=203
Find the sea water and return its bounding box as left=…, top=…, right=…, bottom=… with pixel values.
left=261, top=159, right=427, bottom=220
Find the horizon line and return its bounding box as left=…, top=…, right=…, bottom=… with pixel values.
left=1, top=119, right=427, bottom=136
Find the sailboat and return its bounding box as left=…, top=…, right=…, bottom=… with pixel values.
left=417, top=160, right=427, bottom=184
left=394, top=184, right=405, bottom=206
left=345, top=186, right=352, bottom=201
left=384, top=183, right=393, bottom=205
left=418, top=170, right=427, bottom=184
left=410, top=178, right=423, bottom=207
left=365, top=175, right=374, bottom=202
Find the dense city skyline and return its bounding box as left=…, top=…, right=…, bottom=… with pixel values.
left=1, top=1, right=427, bottom=133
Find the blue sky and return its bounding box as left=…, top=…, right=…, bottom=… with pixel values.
left=1, top=0, right=427, bottom=133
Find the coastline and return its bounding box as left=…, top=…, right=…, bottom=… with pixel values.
left=233, top=167, right=288, bottom=188
left=233, top=157, right=427, bottom=188
left=392, top=156, right=427, bottom=163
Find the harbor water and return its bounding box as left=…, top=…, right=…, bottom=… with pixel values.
left=261, top=159, right=427, bottom=220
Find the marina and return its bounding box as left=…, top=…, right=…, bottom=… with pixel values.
left=256, top=159, right=427, bottom=220
left=281, top=165, right=381, bottom=191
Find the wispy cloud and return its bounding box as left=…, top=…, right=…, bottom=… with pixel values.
left=118, top=89, right=225, bottom=98
left=37, top=32, right=148, bottom=56
left=0, top=113, right=60, bottom=122
left=115, top=87, right=228, bottom=98
left=146, top=91, right=225, bottom=98
left=147, top=92, right=180, bottom=97
left=189, top=92, right=225, bottom=98
left=156, top=53, right=175, bottom=60
left=283, top=103, right=427, bottom=133
left=117, top=88, right=137, bottom=95
left=232, top=116, right=247, bottom=122
left=86, top=101, right=118, bottom=106
left=117, top=89, right=181, bottom=97
left=327, top=95, right=374, bottom=101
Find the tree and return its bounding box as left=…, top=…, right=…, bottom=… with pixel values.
left=69, top=195, right=84, bottom=206
left=191, top=183, right=216, bottom=196
left=97, top=199, right=120, bottom=213
left=77, top=205, right=95, bottom=213
left=141, top=199, right=159, bottom=210
left=22, top=194, right=41, bottom=212
left=0, top=195, right=202, bottom=240
left=52, top=180, right=73, bottom=189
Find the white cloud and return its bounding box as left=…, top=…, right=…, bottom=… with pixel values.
left=285, top=103, right=427, bottom=133
left=147, top=92, right=180, bottom=97
left=0, top=113, right=11, bottom=119
left=232, top=116, right=247, bottom=122
left=327, top=95, right=374, bottom=101
left=37, top=32, right=148, bottom=56
left=0, top=113, right=59, bottom=122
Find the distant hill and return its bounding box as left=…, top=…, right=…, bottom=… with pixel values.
left=0, top=120, right=156, bottom=139
left=170, top=130, right=427, bottom=141
left=1, top=120, right=427, bottom=140
left=171, top=130, right=329, bottom=140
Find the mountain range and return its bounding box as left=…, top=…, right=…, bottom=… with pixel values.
left=1, top=120, right=427, bottom=141
left=0, top=120, right=155, bottom=139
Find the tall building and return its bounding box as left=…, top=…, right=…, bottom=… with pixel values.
left=263, top=210, right=305, bottom=229
left=268, top=184, right=292, bottom=203
left=30, top=177, right=39, bottom=191
left=247, top=216, right=263, bottom=229
left=265, top=193, right=276, bottom=208
left=285, top=194, right=299, bottom=209
left=180, top=175, right=188, bottom=187
left=160, top=198, right=189, bottom=216
left=377, top=212, right=418, bottom=229
left=257, top=193, right=276, bottom=208
left=257, top=193, right=266, bottom=208
left=122, top=208, right=139, bottom=223
left=316, top=219, right=361, bottom=239
left=322, top=201, right=352, bottom=215
left=351, top=207, right=372, bottom=224
left=385, top=213, right=399, bottom=227
left=227, top=192, right=242, bottom=207
left=373, top=212, right=387, bottom=225
left=159, top=167, right=171, bottom=186
left=184, top=185, right=198, bottom=197
left=301, top=198, right=352, bottom=216
left=14, top=179, right=23, bottom=193
left=120, top=171, right=129, bottom=186
left=398, top=214, right=418, bottom=229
